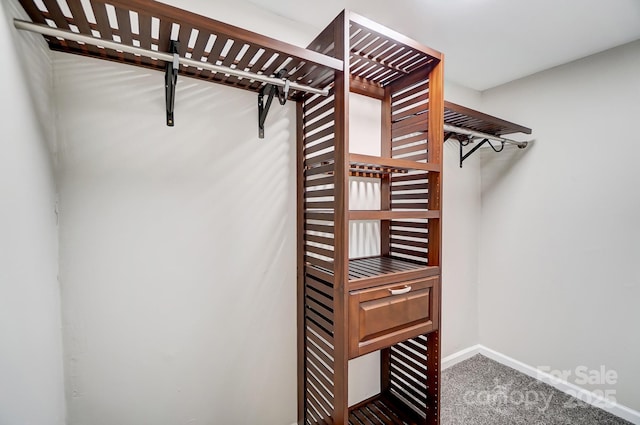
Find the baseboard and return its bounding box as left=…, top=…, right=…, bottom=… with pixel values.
left=442, top=344, right=640, bottom=424
left=442, top=344, right=482, bottom=370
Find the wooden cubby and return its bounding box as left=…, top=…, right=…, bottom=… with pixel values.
left=297, top=10, right=444, bottom=424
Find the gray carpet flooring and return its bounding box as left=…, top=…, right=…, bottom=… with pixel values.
left=441, top=355, right=630, bottom=425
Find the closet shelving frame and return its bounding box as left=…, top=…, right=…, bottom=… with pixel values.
left=17, top=2, right=526, bottom=424
left=298, top=11, right=444, bottom=425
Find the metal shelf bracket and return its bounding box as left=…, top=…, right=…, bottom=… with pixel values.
left=459, top=137, right=505, bottom=168
left=258, top=69, right=289, bottom=139
left=165, top=40, right=179, bottom=127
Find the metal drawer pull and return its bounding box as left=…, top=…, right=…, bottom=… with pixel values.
left=389, top=285, right=412, bottom=295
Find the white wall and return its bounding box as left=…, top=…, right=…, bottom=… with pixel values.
left=479, top=40, right=640, bottom=411
left=55, top=54, right=297, bottom=425
left=0, top=1, right=66, bottom=424
left=441, top=82, right=483, bottom=357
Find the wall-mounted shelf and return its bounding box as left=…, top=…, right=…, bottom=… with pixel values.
left=444, top=101, right=532, bottom=137
left=18, top=0, right=340, bottom=99
left=444, top=101, right=533, bottom=167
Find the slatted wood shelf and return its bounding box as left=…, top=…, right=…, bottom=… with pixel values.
left=444, top=101, right=532, bottom=136
left=348, top=13, right=441, bottom=89
left=348, top=256, right=439, bottom=290
left=349, top=393, right=424, bottom=425
left=18, top=0, right=341, bottom=99
left=304, top=154, right=440, bottom=178
left=349, top=154, right=441, bottom=175
left=349, top=210, right=439, bottom=221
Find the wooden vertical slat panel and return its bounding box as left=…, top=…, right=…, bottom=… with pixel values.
left=380, top=86, right=392, bottom=258
left=332, top=10, right=349, bottom=424
left=297, top=101, right=307, bottom=425
left=427, top=61, right=443, bottom=268
left=426, top=332, right=440, bottom=425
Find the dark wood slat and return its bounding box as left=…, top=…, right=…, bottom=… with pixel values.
left=306, top=277, right=334, bottom=300
left=304, top=99, right=335, bottom=122
left=392, top=101, right=429, bottom=122
left=392, top=83, right=429, bottom=106
left=306, top=150, right=336, bottom=167
left=392, top=133, right=427, bottom=149
left=65, top=0, right=106, bottom=59
left=305, top=126, right=335, bottom=145
left=305, top=255, right=334, bottom=272
left=305, top=112, right=335, bottom=134
left=306, top=315, right=334, bottom=344
left=305, top=139, right=335, bottom=157
left=349, top=210, right=438, bottom=221
left=350, top=154, right=440, bottom=173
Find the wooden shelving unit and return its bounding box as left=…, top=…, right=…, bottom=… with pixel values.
left=14, top=2, right=533, bottom=425
left=298, top=10, right=444, bottom=425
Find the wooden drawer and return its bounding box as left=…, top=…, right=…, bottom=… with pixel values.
left=349, top=276, right=439, bottom=358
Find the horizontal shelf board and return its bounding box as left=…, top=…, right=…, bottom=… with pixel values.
left=305, top=256, right=439, bottom=290
left=349, top=393, right=424, bottom=425
left=349, top=154, right=441, bottom=173
left=348, top=256, right=439, bottom=290
left=349, top=210, right=439, bottom=221
left=444, top=101, right=532, bottom=136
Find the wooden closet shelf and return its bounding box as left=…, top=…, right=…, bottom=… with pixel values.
left=305, top=154, right=439, bottom=177
left=350, top=154, right=441, bottom=174
left=348, top=13, right=442, bottom=88
left=445, top=101, right=532, bottom=136
left=17, top=0, right=340, bottom=99
left=348, top=256, right=439, bottom=290
left=349, top=210, right=439, bottom=221
left=349, top=393, right=425, bottom=425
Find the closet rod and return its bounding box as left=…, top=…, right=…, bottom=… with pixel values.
left=13, top=19, right=330, bottom=97
left=444, top=123, right=531, bottom=148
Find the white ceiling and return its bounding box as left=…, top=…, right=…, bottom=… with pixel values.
left=244, top=0, right=640, bottom=91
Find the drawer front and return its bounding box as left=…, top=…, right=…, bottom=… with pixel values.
left=349, top=276, right=439, bottom=358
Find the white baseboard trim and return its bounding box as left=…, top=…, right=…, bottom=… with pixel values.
left=441, top=344, right=482, bottom=370
left=442, top=344, right=640, bottom=424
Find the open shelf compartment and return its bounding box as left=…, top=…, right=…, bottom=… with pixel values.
left=349, top=393, right=425, bottom=425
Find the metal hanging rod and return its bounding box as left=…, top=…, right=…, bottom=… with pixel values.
left=444, top=123, right=534, bottom=168
left=444, top=123, right=531, bottom=148
left=13, top=19, right=330, bottom=97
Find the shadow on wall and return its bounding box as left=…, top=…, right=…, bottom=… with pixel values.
left=54, top=53, right=299, bottom=424
left=480, top=142, right=534, bottom=198
left=2, top=0, right=57, bottom=163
